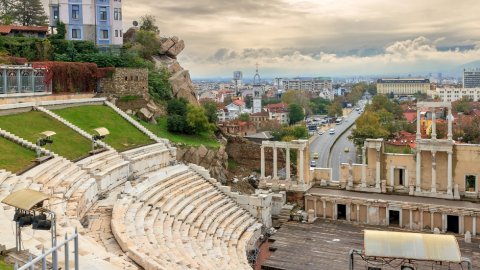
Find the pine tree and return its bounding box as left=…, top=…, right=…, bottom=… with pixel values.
left=11, top=0, right=48, bottom=26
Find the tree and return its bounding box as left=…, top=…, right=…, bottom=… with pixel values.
left=149, top=68, right=173, bottom=101
left=238, top=113, right=250, bottom=122
left=327, top=102, right=343, bottom=117
left=202, top=100, right=219, bottom=123
left=288, top=103, right=305, bottom=124
left=281, top=90, right=311, bottom=114
left=454, top=97, right=472, bottom=114
left=310, top=97, right=331, bottom=115
left=140, top=15, right=160, bottom=34
left=186, top=105, right=214, bottom=134
left=167, top=114, right=191, bottom=134
left=129, top=30, right=162, bottom=60
left=166, top=98, right=187, bottom=116
left=53, top=20, right=66, bottom=39
left=349, top=111, right=389, bottom=147
left=11, top=0, right=48, bottom=26
left=0, top=0, right=13, bottom=24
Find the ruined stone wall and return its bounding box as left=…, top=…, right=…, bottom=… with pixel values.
left=226, top=136, right=286, bottom=176
left=99, top=68, right=149, bottom=98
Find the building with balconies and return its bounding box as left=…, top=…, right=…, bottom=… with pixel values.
left=48, top=0, right=123, bottom=47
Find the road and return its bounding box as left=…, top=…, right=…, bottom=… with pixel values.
left=309, top=99, right=368, bottom=180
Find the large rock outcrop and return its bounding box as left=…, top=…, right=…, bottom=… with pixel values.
left=153, top=55, right=199, bottom=105
left=176, top=145, right=228, bottom=183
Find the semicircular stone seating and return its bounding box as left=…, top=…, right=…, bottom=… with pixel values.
left=111, top=164, right=263, bottom=270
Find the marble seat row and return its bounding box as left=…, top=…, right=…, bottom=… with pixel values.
left=111, top=164, right=263, bottom=270
left=77, top=150, right=130, bottom=192
left=121, top=143, right=172, bottom=177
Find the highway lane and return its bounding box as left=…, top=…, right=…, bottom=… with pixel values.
left=329, top=126, right=358, bottom=180
left=309, top=99, right=367, bottom=178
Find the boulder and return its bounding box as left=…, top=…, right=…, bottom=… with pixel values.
left=159, top=36, right=185, bottom=58
left=168, top=70, right=199, bottom=105
left=137, top=107, right=153, bottom=122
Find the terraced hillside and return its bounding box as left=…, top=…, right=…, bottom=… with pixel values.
left=0, top=137, right=36, bottom=173
left=53, top=105, right=154, bottom=151
left=0, top=111, right=91, bottom=160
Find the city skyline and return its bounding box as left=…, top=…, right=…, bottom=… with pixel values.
left=42, top=0, right=480, bottom=78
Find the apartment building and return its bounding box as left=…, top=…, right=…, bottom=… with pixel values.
left=463, top=68, right=480, bottom=88
left=377, top=78, right=430, bottom=96
left=282, top=77, right=332, bottom=94
left=49, top=0, right=123, bottom=46
left=434, top=87, right=480, bottom=102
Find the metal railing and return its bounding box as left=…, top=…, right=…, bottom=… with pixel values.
left=14, top=229, right=79, bottom=270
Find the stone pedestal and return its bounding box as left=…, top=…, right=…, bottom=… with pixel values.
left=454, top=184, right=461, bottom=200
left=307, top=209, right=316, bottom=223
left=381, top=180, right=387, bottom=193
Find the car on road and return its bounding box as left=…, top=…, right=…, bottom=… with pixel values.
left=313, top=152, right=319, bottom=159
left=318, top=131, right=324, bottom=135
left=344, top=147, right=350, bottom=152
left=310, top=160, right=316, bottom=167
left=329, top=128, right=335, bottom=134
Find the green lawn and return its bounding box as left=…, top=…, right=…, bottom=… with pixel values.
left=0, top=137, right=36, bottom=173
left=140, top=117, right=220, bottom=149
left=0, top=256, right=13, bottom=270
left=54, top=105, right=154, bottom=151
left=0, top=111, right=92, bottom=161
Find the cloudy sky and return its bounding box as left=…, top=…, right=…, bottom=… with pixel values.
left=43, top=0, right=480, bottom=78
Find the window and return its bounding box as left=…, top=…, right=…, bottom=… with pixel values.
left=465, top=175, right=476, bottom=192
left=120, top=30, right=122, bottom=37
left=99, top=6, right=107, bottom=21
left=72, top=5, right=80, bottom=20
left=52, top=6, right=59, bottom=20
left=100, top=29, right=109, bottom=39
left=115, top=30, right=118, bottom=37
left=114, top=8, right=122, bottom=20
left=72, top=29, right=81, bottom=39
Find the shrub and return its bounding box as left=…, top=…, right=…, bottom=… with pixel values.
left=167, top=114, right=194, bottom=134
left=166, top=98, right=188, bottom=116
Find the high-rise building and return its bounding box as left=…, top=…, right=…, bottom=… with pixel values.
left=463, top=68, right=480, bottom=88
left=232, top=71, right=243, bottom=96
left=48, top=0, right=123, bottom=46
left=282, top=77, right=332, bottom=94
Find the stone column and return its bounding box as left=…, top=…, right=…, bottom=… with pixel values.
left=447, top=107, right=453, bottom=141
left=416, top=109, right=421, bottom=140
left=409, top=209, right=413, bottom=230
left=260, top=146, right=265, bottom=178
left=361, top=146, right=367, bottom=187
left=386, top=208, right=390, bottom=226
left=431, top=109, right=437, bottom=140
left=431, top=211, right=435, bottom=232
left=356, top=204, right=360, bottom=223
left=420, top=210, right=424, bottom=230
left=273, top=146, right=278, bottom=179
left=431, top=151, right=437, bottom=193
left=416, top=150, right=421, bottom=192
left=390, top=165, right=395, bottom=187
left=346, top=204, right=351, bottom=222
left=299, top=147, right=304, bottom=185
left=366, top=205, right=370, bottom=224
left=460, top=215, right=465, bottom=234
left=447, top=151, right=453, bottom=196
left=285, top=147, right=290, bottom=180
left=473, top=216, right=477, bottom=236
left=333, top=203, right=337, bottom=220
left=375, top=148, right=381, bottom=189
left=442, top=213, right=446, bottom=232
left=322, top=200, right=326, bottom=219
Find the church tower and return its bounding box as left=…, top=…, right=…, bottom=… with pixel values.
left=252, top=63, right=263, bottom=113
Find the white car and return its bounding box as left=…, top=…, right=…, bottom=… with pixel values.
left=329, top=128, right=335, bottom=134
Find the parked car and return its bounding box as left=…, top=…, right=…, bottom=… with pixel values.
left=313, top=152, right=319, bottom=159
left=310, top=160, right=316, bottom=167
left=329, top=128, right=335, bottom=134
left=344, top=147, right=350, bottom=152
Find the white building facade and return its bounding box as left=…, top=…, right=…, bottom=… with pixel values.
left=434, top=87, right=480, bottom=102
left=49, top=0, right=123, bottom=47
left=463, top=68, right=480, bottom=88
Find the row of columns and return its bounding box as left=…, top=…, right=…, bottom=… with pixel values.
left=260, top=145, right=304, bottom=184
left=309, top=197, right=477, bottom=236
left=416, top=107, right=453, bottom=140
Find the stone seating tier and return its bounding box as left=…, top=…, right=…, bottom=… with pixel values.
left=111, top=165, right=262, bottom=270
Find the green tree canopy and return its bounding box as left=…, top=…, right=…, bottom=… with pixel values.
left=202, top=100, right=219, bottom=123
left=327, top=101, right=343, bottom=117
left=281, top=90, right=311, bottom=114
left=238, top=113, right=250, bottom=122
left=288, top=103, right=305, bottom=124
left=139, top=15, right=160, bottom=34
left=186, top=105, right=214, bottom=134
left=167, top=98, right=188, bottom=116
left=11, top=0, right=48, bottom=26
left=310, top=97, right=331, bottom=115
left=349, top=111, right=389, bottom=147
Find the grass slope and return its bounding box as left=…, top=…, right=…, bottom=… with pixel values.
left=0, top=111, right=91, bottom=161
left=0, top=137, right=36, bottom=173
left=54, top=105, right=153, bottom=151
left=140, top=117, right=220, bottom=149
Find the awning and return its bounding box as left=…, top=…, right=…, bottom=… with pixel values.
left=93, top=127, right=110, bottom=137
left=39, top=131, right=56, bottom=138
left=364, top=230, right=461, bottom=263
left=1, top=189, right=50, bottom=211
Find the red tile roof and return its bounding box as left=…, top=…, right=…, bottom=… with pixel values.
left=265, top=103, right=288, bottom=110
left=0, top=25, right=48, bottom=34
left=403, top=110, right=417, bottom=123
left=233, top=100, right=245, bottom=106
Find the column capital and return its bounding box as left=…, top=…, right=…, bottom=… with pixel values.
left=447, top=150, right=453, bottom=155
